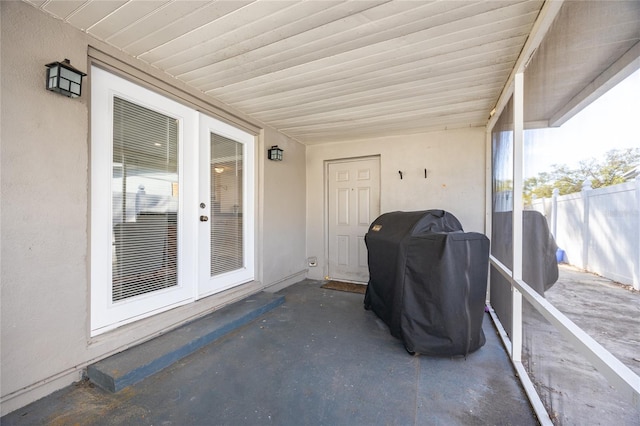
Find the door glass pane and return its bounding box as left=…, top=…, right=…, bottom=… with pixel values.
left=112, top=97, right=179, bottom=301
left=210, top=133, right=243, bottom=276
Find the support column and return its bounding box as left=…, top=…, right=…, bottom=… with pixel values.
left=581, top=179, right=592, bottom=270
left=511, top=72, right=524, bottom=362
left=551, top=188, right=559, bottom=238
left=634, top=178, right=640, bottom=291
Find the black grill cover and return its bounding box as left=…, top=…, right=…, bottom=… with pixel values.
left=364, top=210, right=490, bottom=356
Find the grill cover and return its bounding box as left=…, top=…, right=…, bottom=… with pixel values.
left=491, top=211, right=558, bottom=296
left=364, top=210, right=490, bottom=356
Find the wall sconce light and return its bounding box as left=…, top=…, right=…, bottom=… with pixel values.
left=267, top=145, right=283, bottom=161
left=45, top=59, right=86, bottom=98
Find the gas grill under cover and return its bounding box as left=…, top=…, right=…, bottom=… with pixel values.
left=364, top=210, right=490, bottom=356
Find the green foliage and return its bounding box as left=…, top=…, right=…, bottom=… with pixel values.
left=524, top=148, right=639, bottom=205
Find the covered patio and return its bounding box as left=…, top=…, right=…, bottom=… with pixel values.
left=1, top=0, right=639, bottom=423
left=3, top=264, right=638, bottom=424
left=2, top=281, right=536, bottom=425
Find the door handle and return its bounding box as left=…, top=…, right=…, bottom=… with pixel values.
left=200, top=215, right=209, bottom=222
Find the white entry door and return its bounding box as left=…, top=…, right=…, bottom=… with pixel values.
left=327, top=157, right=380, bottom=283
left=198, top=114, right=255, bottom=297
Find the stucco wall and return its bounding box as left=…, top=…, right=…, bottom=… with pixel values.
left=261, top=127, right=308, bottom=290
left=1, top=0, right=92, bottom=413
left=305, top=128, right=486, bottom=280
left=0, top=1, right=306, bottom=415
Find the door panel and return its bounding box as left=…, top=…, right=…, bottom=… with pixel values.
left=337, top=188, right=350, bottom=224
left=90, top=66, right=198, bottom=336
left=198, top=114, right=254, bottom=297
left=328, top=157, right=380, bottom=283
left=358, top=187, right=371, bottom=225
left=358, top=238, right=368, bottom=268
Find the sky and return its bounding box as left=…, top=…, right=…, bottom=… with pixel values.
left=524, top=68, right=640, bottom=178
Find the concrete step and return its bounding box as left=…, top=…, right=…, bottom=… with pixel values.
left=87, top=292, right=285, bottom=392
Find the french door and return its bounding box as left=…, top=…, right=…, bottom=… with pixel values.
left=91, top=66, right=254, bottom=335
left=91, top=66, right=198, bottom=335
left=198, top=115, right=254, bottom=297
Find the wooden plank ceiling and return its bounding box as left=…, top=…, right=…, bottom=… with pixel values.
left=28, top=0, right=544, bottom=144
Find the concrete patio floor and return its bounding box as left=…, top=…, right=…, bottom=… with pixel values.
left=2, top=280, right=537, bottom=426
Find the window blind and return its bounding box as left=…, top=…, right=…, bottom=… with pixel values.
left=112, top=96, right=179, bottom=301
left=210, top=133, right=243, bottom=276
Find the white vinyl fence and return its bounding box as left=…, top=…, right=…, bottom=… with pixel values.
left=530, top=178, right=640, bottom=291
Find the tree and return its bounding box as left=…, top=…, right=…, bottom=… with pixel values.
left=524, top=148, right=639, bottom=205
left=598, top=148, right=639, bottom=186
left=524, top=172, right=554, bottom=200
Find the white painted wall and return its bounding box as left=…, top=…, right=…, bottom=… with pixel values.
left=0, top=1, right=306, bottom=414
left=305, top=129, right=487, bottom=280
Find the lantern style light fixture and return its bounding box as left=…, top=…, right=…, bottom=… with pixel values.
left=45, top=59, right=86, bottom=98
left=267, top=145, right=283, bottom=161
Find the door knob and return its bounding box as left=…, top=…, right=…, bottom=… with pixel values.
left=200, top=215, right=209, bottom=222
